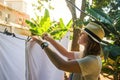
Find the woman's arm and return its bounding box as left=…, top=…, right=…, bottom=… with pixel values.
left=33, top=37, right=81, bottom=73
left=42, top=34, right=75, bottom=59
left=44, top=46, right=81, bottom=73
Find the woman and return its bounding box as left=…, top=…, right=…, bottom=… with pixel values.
left=32, top=22, right=105, bottom=80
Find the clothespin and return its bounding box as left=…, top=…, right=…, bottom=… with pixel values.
left=3, top=28, right=14, bottom=36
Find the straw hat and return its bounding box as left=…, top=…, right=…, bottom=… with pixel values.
left=83, top=22, right=105, bottom=44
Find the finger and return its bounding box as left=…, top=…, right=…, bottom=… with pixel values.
left=42, top=33, right=48, bottom=39
left=32, top=36, right=39, bottom=41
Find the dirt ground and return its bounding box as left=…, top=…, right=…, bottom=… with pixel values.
left=64, top=72, right=113, bottom=80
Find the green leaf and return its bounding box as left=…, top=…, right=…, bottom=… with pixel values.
left=103, top=44, right=120, bottom=61
left=59, top=18, right=65, bottom=28
left=25, top=20, right=36, bottom=28
left=86, top=8, right=113, bottom=25
left=115, top=16, right=120, bottom=32
left=25, top=8, right=72, bottom=40
left=66, top=19, right=73, bottom=29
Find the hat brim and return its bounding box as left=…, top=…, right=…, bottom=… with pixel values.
left=83, top=28, right=102, bottom=43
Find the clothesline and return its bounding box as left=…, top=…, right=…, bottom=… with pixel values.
left=0, top=28, right=31, bottom=41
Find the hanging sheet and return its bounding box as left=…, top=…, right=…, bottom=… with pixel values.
left=26, top=32, right=70, bottom=80
left=0, top=31, right=70, bottom=80
left=0, top=34, right=26, bottom=80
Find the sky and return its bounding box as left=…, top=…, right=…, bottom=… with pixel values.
left=26, top=0, right=82, bottom=24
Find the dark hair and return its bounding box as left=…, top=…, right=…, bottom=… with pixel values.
left=83, top=35, right=101, bottom=57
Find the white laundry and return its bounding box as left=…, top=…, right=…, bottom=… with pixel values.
left=0, top=31, right=70, bottom=80
left=26, top=32, right=70, bottom=80
left=0, top=34, right=26, bottom=80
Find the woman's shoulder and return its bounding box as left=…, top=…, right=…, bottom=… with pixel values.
left=78, top=55, right=101, bottom=63
left=86, top=55, right=100, bottom=59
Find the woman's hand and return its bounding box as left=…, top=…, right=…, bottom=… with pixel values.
left=42, top=33, right=52, bottom=41
left=32, top=36, right=43, bottom=44
left=32, top=36, right=39, bottom=41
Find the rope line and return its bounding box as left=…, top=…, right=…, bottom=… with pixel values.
left=0, top=28, right=30, bottom=41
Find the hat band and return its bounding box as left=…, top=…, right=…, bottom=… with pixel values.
left=84, top=28, right=101, bottom=42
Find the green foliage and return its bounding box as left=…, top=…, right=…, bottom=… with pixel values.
left=101, top=44, right=120, bottom=79
left=26, top=9, right=51, bottom=36
left=86, top=7, right=113, bottom=25
left=101, top=55, right=120, bottom=79
left=115, top=17, right=120, bottom=31
left=49, top=18, right=73, bottom=40
left=32, top=0, right=54, bottom=12
left=107, top=0, right=120, bottom=20
left=92, top=0, right=113, bottom=9
left=102, top=44, right=120, bottom=60
left=102, top=60, right=114, bottom=75
left=26, top=9, right=72, bottom=40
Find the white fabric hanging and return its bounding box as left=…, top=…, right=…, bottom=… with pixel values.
left=26, top=32, right=70, bottom=80
left=0, top=33, right=26, bottom=80
left=0, top=31, right=70, bottom=80
left=26, top=41, right=64, bottom=80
